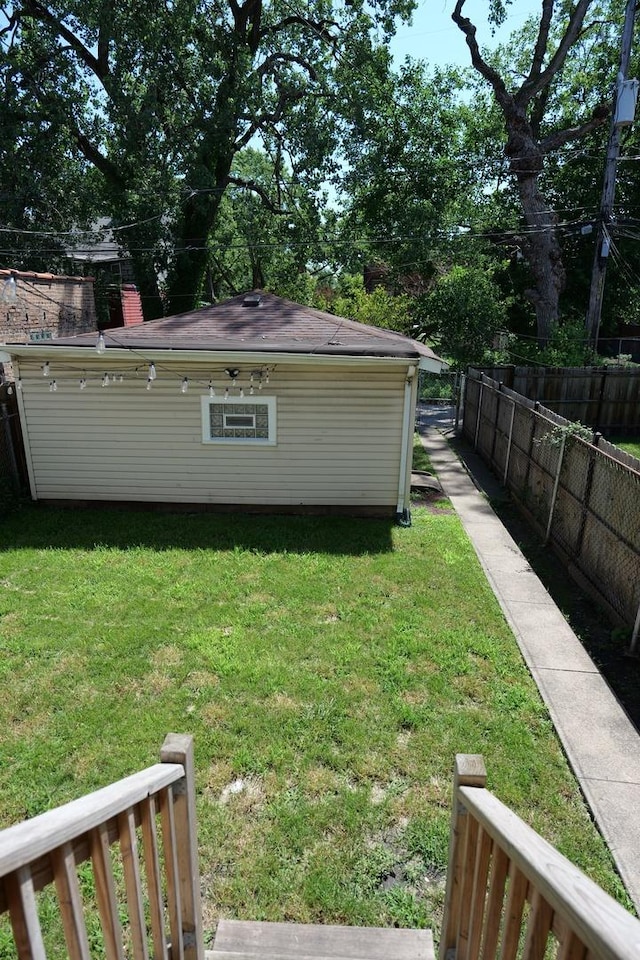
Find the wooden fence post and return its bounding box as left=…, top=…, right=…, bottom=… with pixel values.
left=439, top=755, right=487, bottom=960
left=545, top=432, right=567, bottom=546
left=503, top=398, right=517, bottom=488
left=575, top=433, right=601, bottom=558
left=160, top=734, right=204, bottom=960
left=474, top=383, right=485, bottom=452
left=490, top=383, right=502, bottom=467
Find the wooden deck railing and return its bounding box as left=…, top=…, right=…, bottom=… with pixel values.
left=0, top=733, right=204, bottom=960
left=440, top=755, right=640, bottom=960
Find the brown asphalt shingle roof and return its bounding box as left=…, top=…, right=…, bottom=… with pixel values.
left=46, top=291, right=443, bottom=363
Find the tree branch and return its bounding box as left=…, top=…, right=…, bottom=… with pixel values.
left=527, top=0, right=554, bottom=84
left=226, top=174, right=287, bottom=214
left=517, top=0, right=591, bottom=105
left=255, top=52, right=318, bottom=82
left=539, top=101, right=610, bottom=153
left=261, top=14, right=339, bottom=45
left=451, top=0, right=512, bottom=111
left=21, top=0, right=110, bottom=81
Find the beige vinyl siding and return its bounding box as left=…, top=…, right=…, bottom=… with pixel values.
left=18, top=360, right=407, bottom=505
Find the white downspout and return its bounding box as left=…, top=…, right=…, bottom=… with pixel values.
left=396, top=365, right=418, bottom=519
left=12, top=359, right=38, bottom=500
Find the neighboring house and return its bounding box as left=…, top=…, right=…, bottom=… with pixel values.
left=0, top=268, right=98, bottom=343
left=0, top=292, right=446, bottom=518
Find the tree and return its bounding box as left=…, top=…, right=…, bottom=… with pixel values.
left=1, top=0, right=413, bottom=317
left=452, top=0, right=613, bottom=342
left=415, top=265, right=509, bottom=369
left=336, top=61, right=472, bottom=288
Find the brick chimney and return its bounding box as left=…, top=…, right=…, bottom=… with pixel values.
left=121, top=283, right=144, bottom=326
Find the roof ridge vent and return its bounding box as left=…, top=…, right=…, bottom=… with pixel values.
left=242, top=294, right=262, bottom=307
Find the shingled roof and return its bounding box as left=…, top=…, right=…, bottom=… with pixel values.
left=44, top=291, right=443, bottom=364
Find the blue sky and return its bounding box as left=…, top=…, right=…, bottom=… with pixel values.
left=389, top=0, right=544, bottom=68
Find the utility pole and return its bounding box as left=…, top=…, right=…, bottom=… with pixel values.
left=585, top=0, right=637, bottom=348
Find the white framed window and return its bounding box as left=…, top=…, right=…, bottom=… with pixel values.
left=201, top=396, right=277, bottom=445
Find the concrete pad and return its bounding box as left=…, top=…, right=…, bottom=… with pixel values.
left=577, top=778, right=640, bottom=909
left=535, top=669, right=640, bottom=783
left=506, top=603, right=600, bottom=673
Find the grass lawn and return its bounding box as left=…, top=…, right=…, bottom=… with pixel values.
left=0, top=504, right=631, bottom=943
left=608, top=435, right=640, bottom=460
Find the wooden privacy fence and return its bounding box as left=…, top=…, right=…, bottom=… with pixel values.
left=462, top=373, right=640, bottom=647
left=0, top=733, right=204, bottom=960
left=471, top=366, right=640, bottom=434
left=440, top=755, right=640, bottom=960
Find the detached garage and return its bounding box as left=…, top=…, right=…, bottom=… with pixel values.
left=2, top=292, right=445, bottom=518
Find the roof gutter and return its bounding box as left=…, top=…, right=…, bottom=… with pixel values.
left=2, top=344, right=441, bottom=370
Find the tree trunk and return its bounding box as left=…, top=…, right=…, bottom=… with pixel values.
left=506, top=119, right=565, bottom=345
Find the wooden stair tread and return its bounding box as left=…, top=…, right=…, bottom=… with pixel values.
left=208, top=920, right=434, bottom=960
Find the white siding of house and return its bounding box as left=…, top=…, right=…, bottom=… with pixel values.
left=17, top=360, right=409, bottom=507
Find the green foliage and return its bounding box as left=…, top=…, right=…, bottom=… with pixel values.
left=536, top=421, right=595, bottom=448
left=512, top=318, right=603, bottom=368
left=1, top=0, right=415, bottom=315
left=316, top=275, right=414, bottom=334
left=415, top=266, right=509, bottom=369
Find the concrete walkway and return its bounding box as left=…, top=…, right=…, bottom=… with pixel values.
left=418, top=409, right=640, bottom=912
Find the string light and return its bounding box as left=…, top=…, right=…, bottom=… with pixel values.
left=7, top=384, right=13, bottom=395
left=17, top=361, right=279, bottom=395
left=1, top=274, right=17, bottom=305
left=96, top=332, right=106, bottom=354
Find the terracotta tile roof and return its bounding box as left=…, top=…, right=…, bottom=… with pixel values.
left=0, top=268, right=94, bottom=283
left=47, top=291, right=443, bottom=363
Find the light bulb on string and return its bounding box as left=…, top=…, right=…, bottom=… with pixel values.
left=249, top=384, right=254, bottom=396
left=148, top=363, right=157, bottom=381
left=181, top=377, right=189, bottom=394
left=102, top=373, right=109, bottom=387
left=49, top=380, right=57, bottom=392
left=208, top=380, right=215, bottom=398
left=16, top=377, right=22, bottom=392
left=224, top=387, right=229, bottom=401
left=1, top=274, right=17, bottom=305
left=239, top=385, right=245, bottom=399
left=265, top=371, right=270, bottom=385
left=42, top=362, right=50, bottom=377
left=96, top=332, right=106, bottom=354
left=79, top=377, right=87, bottom=390
left=146, top=377, right=153, bottom=390
left=7, top=384, right=13, bottom=396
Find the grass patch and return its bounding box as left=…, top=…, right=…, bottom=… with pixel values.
left=608, top=436, right=640, bottom=460
left=0, top=506, right=631, bottom=942
left=412, top=434, right=434, bottom=474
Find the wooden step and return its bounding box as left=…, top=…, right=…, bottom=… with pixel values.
left=208, top=920, right=434, bottom=960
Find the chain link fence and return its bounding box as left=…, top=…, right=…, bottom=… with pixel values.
left=462, top=373, right=640, bottom=648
